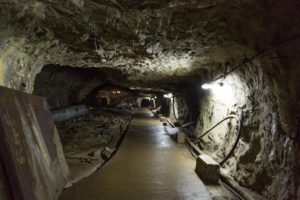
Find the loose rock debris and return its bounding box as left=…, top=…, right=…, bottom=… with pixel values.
left=56, top=108, right=132, bottom=186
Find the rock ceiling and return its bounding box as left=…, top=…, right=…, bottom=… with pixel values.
left=0, top=0, right=299, bottom=91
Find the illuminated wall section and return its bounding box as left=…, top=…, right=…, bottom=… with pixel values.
left=196, top=73, right=248, bottom=157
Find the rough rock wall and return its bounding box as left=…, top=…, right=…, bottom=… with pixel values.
left=195, top=56, right=299, bottom=200
left=193, top=0, right=300, bottom=198
left=0, top=161, right=9, bottom=200
left=169, top=95, right=188, bottom=123
left=33, top=65, right=103, bottom=108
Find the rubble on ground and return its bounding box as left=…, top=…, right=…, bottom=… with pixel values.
left=56, top=108, right=132, bottom=186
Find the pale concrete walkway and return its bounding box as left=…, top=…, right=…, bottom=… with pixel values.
left=60, top=109, right=212, bottom=200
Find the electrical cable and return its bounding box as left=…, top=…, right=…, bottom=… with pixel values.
left=187, top=114, right=243, bottom=166
left=193, top=115, right=240, bottom=143
left=219, top=113, right=243, bottom=165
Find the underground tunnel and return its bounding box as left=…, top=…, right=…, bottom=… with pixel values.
left=0, top=1, right=300, bottom=200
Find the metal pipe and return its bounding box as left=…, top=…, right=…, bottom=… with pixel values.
left=220, top=169, right=260, bottom=200
left=51, top=105, right=88, bottom=123
left=165, top=118, right=175, bottom=128
left=185, top=141, right=198, bottom=159
left=185, top=137, right=204, bottom=156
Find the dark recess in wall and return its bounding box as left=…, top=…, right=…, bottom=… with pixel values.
left=33, top=65, right=126, bottom=108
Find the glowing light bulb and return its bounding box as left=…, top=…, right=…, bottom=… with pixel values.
left=163, top=93, right=173, bottom=98
left=201, top=83, right=212, bottom=90
left=201, top=82, right=223, bottom=90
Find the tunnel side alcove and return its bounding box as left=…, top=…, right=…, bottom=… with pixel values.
left=32, top=65, right=129, bottom=108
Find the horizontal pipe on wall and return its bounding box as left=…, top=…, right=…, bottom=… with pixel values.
left=51, top=105, right=88, bottom=123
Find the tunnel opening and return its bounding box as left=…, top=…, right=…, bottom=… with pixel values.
left=32, top=64, right=182, bottom=187
left=32, top=65, right=136, bottom=185
left=33, top=64, right=130, bottom=108
left=27, top=62, right=300, bottom=200
left=141, top=99, right=150, bottom=107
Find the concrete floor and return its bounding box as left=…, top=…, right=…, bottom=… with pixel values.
left=60, top=109, right=212, bottom=200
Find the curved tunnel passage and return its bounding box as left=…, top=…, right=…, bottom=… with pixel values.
left=0, top=1, right=300, bottom=200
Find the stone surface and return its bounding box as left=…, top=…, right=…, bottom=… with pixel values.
left=33, top=65, right=104, bottom=108
left=195, top=155, right=220, bottom=184
left=177, top=131, right=185, bottom=144
left=0, top=161, right=10, bottom=200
